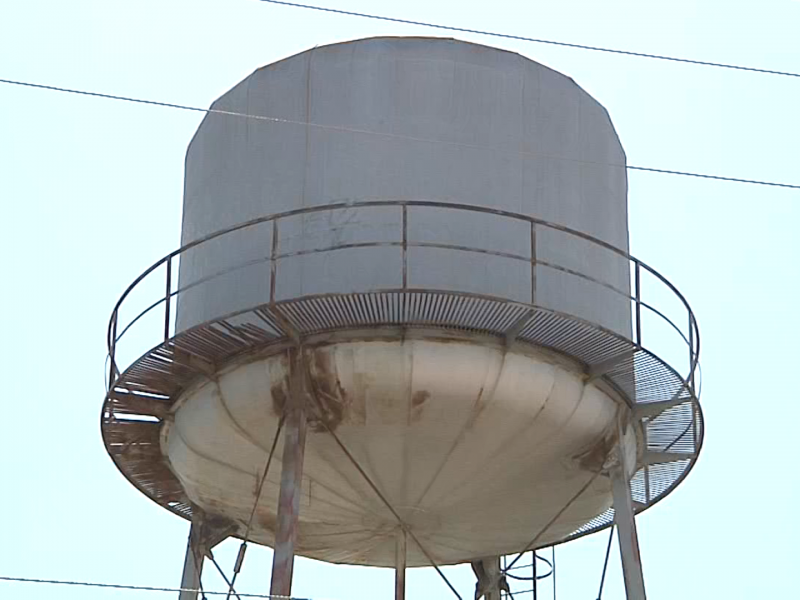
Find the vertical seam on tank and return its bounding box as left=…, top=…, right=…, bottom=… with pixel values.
left=535, top=376, right=594, bottom=462
left=434, top=366, right=557, bottom=505
left=534, top=64, right=543, bottom=222
left=409, top=345, right=510, bottom=509
left=245, top=73, right=251, bottom=157
left=578, top=91, right=584, bottom=230
left=170, top=405, right=259, bottom=477
left=213, top=378, right=271, bottom=454
left=301, top=48, right=315, bottom=211
left=401, top=337, right=414, bottom=512
left=298, top=47, right=315, bottom=297
left=518, top=54, right=526, bottom=218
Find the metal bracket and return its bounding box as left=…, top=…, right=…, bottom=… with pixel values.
left=586, top=349, right=636, bottom=382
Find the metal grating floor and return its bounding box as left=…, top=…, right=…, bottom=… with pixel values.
left=103, top=290, right=703, bottom=546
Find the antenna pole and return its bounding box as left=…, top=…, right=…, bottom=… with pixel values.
left=270, top=348, right=309, bottom=598
left=609, top=420, right=647, bottom=600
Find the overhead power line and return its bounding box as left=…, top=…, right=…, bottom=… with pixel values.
left=1, top=77, right=799, bottom=191
left=257, top=0, right=800, bottom=79
left=0, top=575, right=308, bottom=599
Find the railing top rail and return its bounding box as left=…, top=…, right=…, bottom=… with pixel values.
left=106, top=199, right=700, bottom=393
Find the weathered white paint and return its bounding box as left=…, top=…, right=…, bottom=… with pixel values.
left=165, top=336, right=634, bottom=567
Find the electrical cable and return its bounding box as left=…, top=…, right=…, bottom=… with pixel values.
left=1, top=77, right=797, bottom=191
left=256, top=0, right=800, bottom=79
left=0, top=575, right=307, bottom=598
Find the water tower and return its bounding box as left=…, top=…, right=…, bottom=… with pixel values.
left=102, top=37, right=702, bottom=600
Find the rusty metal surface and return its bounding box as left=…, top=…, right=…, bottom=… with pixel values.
left=270, top=350, right=308, bottom=597
left=100, top=201, right=703, bottom=547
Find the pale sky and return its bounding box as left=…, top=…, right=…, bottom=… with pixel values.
left=1, top=1, right=799, bottom=599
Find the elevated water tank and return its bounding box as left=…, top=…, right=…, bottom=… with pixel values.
left=102, top=37, right=701, bottom=583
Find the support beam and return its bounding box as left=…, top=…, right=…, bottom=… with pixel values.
left=485, top=558, right=503, bottom=600
left=610, top=422, right=647, bottom=600
left=633, top=397, right=690, bottom=420
left=395, top=529, right=407, bottom=600
left=471, top=557, right=504, bottom=600
left=178, top=525, right=203, bottom=600
left=178, top=510, right=237, bottom=600
left=270, top=349, right=309, bottom=598
left=643, top=451, right=695, bottom=466
left=586, top=350, right=636, bottom=381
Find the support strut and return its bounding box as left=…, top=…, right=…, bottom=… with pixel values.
left=609, top=420, right=647, bottom=600
left=269, top=348, right=309, bottom=598
left=395, top=529, right=407, bottom=600
left=178, top=509, right=237, bottom=600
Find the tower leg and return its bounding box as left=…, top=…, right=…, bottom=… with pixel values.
left=395, top=529, right=407, bottom=600
left=484, top=557, right=503, bottom=600
left=610, top=424, right=647, bottom=600
left=270, top=349, right=308, bottom=597
left=178, top=525, right=203, bottom=600
left=178, top=509, right=237, bottom=599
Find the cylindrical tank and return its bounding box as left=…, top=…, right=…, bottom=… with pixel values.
left=177, top=37, right=630, bottom=337
left=165, top=37, right=637, bottom=567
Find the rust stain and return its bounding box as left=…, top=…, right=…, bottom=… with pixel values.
left=271, top=382, right=288, bottom=417
left=258, top=511, right=277, bottom=534
left=348, top=370, right=368, bottom=425
left=307, top=349, right=346, bottom=433
left=411, top=390, right=429, bottom=407
left=410, top=390, right=430, bottom=423
left=464, top=385, right=485, bottom=430
left=575, top=432, right=618, bottom=473
left=269, top=352, right=292, bottom=417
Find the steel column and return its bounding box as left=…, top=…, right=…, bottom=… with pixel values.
left=178, top=511, right=236, bottom=600
left=178, top=525, right=203, bottom=600
left=610, top=422, right=647, bottom=600
left=395, top=529, right=407, bottom=600
left=485, top=557, right=503, bottom=600
left=269, top=349, right=309, bottom=598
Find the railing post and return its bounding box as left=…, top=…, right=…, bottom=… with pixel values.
left=530, top=222, right=537, bottom=305
left=270, top=219, right=279, bottom=304
left=634, top=261, right=642, bottom=347
left=688, top=311, right=695, bottom=395
left=108, top=312, right=118, bottom=390
left=164, top=256, right=172, bottom=343
left=402, top=204, right=408, bottom=290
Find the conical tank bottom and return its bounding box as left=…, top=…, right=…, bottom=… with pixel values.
left=164, top=333, right=629, bottom=566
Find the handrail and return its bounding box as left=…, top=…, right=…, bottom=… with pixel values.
left=105, top=200, right=700, bottom=398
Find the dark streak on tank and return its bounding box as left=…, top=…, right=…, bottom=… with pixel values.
left=575, top=432, right=618, bottom=473
left=271, top=382, right=288, bottom=417
left=307, top=349, right=346, bottom=433
left=410, top=390, right=430, bottom=422
left=412, top=390, right=429, bottom=407
left=258, top=511, right=277, bottom=534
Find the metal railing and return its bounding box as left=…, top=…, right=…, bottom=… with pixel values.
left=105, top=199, right=700, bottom=402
